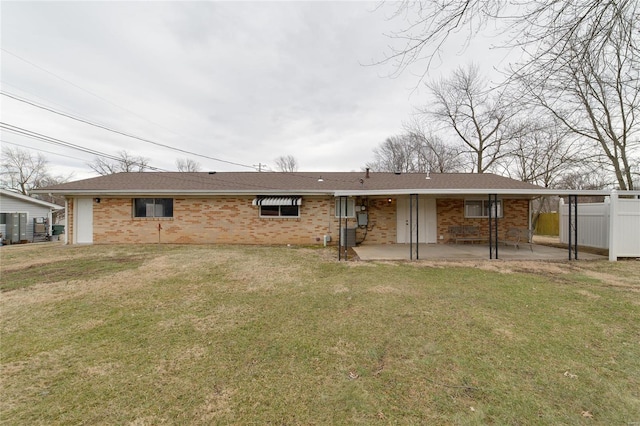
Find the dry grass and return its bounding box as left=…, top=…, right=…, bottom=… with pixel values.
left=1, top=243, right=639, bottom=424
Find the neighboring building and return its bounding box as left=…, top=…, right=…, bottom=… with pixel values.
left=0, top=189, right=64, bottom=243
left=34, top=171, right=545, bottom=247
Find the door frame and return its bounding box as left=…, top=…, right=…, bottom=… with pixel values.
left=396, top=196, right=437, bottom=244
left=74, top=197, right=94, bottom=244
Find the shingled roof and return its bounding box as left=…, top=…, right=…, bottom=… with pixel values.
left=36, top=171, right=548, bottom=196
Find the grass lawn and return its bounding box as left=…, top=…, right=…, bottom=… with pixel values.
left=1, top=243, right=639, bottom=425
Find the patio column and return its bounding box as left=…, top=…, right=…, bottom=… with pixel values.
left=488, top=194, right=499, bottom=259
left=338, top=196, right=349, bottom=261
left=409, top=194, right=419, bottom=260
left=568, top=194, right=578, bottom=260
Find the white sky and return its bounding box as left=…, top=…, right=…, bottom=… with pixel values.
left=1, top=1, right=515, bottom=180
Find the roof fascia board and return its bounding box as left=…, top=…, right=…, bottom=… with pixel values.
left=34, top=188, right=637, bottom=198
left=32, top=190, right=336, bottom=197
left=332, top=189, right=615, bottom=197
left=0, top=189, right=63, bottom=209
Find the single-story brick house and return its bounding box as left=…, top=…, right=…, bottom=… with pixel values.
left=34, top=171, right=547, bottom=249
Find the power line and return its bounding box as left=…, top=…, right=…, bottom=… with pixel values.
left=0, top=47, right=187, bottom=140
left=1, top=123, right=290, bottom=191
left=1, top=90, right=360, bottom=184
left=1, top=139, right=90, bottom=162
left=1, top=90, right=257, bottom=170
left=1, top=49, right=363, bottom=184
left=0, top=122, right=167, bottom=171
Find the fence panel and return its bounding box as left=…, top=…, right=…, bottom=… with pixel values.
left=560, top=202, right=609, bottom=249
left=614, top=199, right=640, bottom=257
left=535, top=212, right=559, bottom=236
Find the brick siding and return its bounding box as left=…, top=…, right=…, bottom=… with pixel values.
left=68, top=195, right=529, bottom=246
left=437, top=198, right=529, bottom=243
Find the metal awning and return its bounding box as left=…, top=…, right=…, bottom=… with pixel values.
left=252, top=196, right=302, bottom=206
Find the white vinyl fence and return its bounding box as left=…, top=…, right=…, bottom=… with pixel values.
left=559, top=190, right=640, bottom=260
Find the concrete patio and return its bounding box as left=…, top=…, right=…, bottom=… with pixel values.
left=352, top=242, right=606, bottom=261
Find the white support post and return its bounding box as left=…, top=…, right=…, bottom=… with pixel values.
left=608, top=190, right=618, bottom=262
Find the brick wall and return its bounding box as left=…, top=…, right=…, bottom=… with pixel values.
left=355, top=197, right=396, bottom=245
left=437, top=198, right=529, bottom=243
left=86, top=196, right=349, bottom=245
left=68, top=195, right=529, bottom=246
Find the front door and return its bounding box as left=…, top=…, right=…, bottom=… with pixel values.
left=397, top=197, right=437, bottom=244
left=75, top=198, right=93, bottom=244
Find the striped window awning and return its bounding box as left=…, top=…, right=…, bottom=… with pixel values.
left=252, top=196, right=302, bottom=206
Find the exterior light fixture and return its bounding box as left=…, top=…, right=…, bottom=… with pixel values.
left=318, top=176, right=324, bottom=182
left=94, top=198, right=101, bottom=203
left=387, top=198, right=392, bottom=204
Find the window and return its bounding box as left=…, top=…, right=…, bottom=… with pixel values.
left=259, top=205, right=299, bottom=217
left=464, top=199, right=502, bottom=218
left=134, top=198, right=173, bottom=218
left=335, top=198, right=356, bottom=217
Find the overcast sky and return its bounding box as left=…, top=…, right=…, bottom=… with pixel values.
left=1, top=1, right=513, bottom=180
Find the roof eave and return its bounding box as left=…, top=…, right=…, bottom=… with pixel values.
left=31, top=189, right=337, bottom=197
left=0, top=189, right=65, bottom=209
left=332, top=189, right=616, bottom=197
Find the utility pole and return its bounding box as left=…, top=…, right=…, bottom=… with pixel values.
left=253, top=163, right=267, bottom=172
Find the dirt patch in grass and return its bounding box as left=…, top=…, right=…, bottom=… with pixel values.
left=412, top=259, right=573, bottom=276
left=579, top=268, right=640, bottom=291
left=1, top=254, right=148, bottom=292
left=196, top=386, right=236, bottom=423
left=368, top=285, right=404, bottom=294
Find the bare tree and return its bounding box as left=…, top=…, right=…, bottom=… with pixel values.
left=88, top=150, right=150, bottom=175
left=425, top=64, right=515, bottom=173
left=499, top=119, right=579, bottom=188
left=176, top=158, right=201, bottom=172
left=1, top=146, right=51, bottom=195
left=516, top=5, right=639, bottom=190
left=274, top=155, right=298, bottom=172
left=366, top=128, right=462, bottom=173
left=367, top=134, right=418, bottom=173
left=374, top=0, right=639, bottom=188
left=0, top=145, right=69, bottom=215
left=375, top=1, right=638, bottom=85
left=405, top=125, right=463, bottom=173
left=557, top=168, right=609, bottom=191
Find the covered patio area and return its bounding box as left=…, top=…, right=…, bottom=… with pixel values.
left=352, top=242, right=606, bottom=261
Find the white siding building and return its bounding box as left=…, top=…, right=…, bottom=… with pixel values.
left=0, top=189, right=63, bottom=244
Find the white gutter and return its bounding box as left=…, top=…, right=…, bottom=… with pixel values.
left=32, top=189, right=336, bottom=196
left=332, top=189, right=617, bottom=197
left=34, top=188, right=640, bottom=198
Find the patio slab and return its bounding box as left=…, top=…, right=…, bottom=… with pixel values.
left=352, top=243, right=606, bottom=261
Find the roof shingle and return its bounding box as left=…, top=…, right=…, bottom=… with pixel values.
left=37, top=171, right=544, bottom=195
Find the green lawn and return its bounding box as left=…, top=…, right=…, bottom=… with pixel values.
left=1, top=244, right=639, bottom=424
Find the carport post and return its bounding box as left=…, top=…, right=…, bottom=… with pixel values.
left=415, top=194, right=419, bottom=260
left=409, top=194, right=419, bottom=261
left=568, top=194, right=578, bottom=260
left=338, top=196, right=348, bottom=261
left=409, top=194, right=413, bottom=260
left=488, top=194, right=499, bottom=259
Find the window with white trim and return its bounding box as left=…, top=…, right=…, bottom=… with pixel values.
left=134, top=198, right=173, bottom=218
left=464, top=199, right=502, bottom=218
left=335, top=198, right=356, bottom=218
